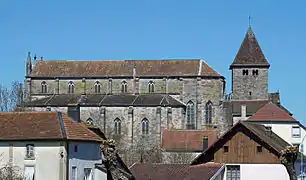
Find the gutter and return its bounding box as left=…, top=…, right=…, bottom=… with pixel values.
left=209, top=164, right=225, bottom=180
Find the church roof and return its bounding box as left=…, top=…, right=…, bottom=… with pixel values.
left=230, top=27, right=270, bottom=69
left=247, top=102, right=297, bottom=122
left=29, top=59, right=223, bottom=78
left=27, top=94, right=185, bottom=107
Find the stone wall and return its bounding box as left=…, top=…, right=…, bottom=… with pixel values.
left=232, top=67, right=269, bottom=100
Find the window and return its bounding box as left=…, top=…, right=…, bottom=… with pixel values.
left=71, top=166, right=77, bottom=180
left=121, top=81, right=128, bottom=93
left=41, top=81, right=48, bottom=93
left=205, top=101, right=212, bottom=124
left=84, top=168, right=92, bottom=180
left=114, top=118, right=121, bottom=135
left=249, top=92, right=252, bottom=96
left=186, top=101, right=195, bottom=129
left=226, top=165, right=240, bottom=180
left=68, top=81, right=75, bottom=93
left=252, top=69, right=258, bottom=76
left=25, top=144, right=35, bottom=159
left=224, top=146, right=229, bottom=153
left=242, top=69, right=248, bottom=75
left=74, top=145, right=78, bottom=152
left=142, top=118, right=149, bottom=135
left=148, top=81, right=155, bottom=93
left=24, top=166, right=35, bottom=180
left=292, top=126, right=301, bottom=138
left=257, top=146, right=262, bottom=153
left=94, top=81, right=101, bottom=93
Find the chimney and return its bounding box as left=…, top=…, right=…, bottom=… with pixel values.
left=67, top=104, right=81, bottom=123
left=132, top=66, right=136, bottom=94
left=202, top=136, right=209, bottom=151
left=241, top=104, right=247, bottom=120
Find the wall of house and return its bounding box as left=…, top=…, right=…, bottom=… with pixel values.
left=0, top=141, right=65, bottom=180
left=68, top=141, right=102, bottom=180
left=94, top=168, right=107, bottom=180
left=254, top=122, right=306, bottom=155
left=223, top=164, right=289, bottom=180
left=161, top=152, right=200, bottom=164
left=214, top=132, right=280, bottom=164
left=232, top=67, right=269, bottom=100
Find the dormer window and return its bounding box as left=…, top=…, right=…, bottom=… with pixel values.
left=68, top=81, right=75, bottom=94
left=94, top=81, right=101, bottom=93
left=121, top=81, right=127, bottom=93
left=242, top=69, right=248, bottom=75
left=41, top=81, right=48, bottom=93
left=25, top=144, right=35, bottom=159
left=252, top=69, right=259, bottom=76
left=148, top=81, right=155, bottom=93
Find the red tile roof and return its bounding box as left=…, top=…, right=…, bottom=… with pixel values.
left=130, top=163, right=224, bottom=180
left=29, top=59, right=223, bottom=78
left=162, top=129, right=217, bottom=151
left=247, top=102, right=297, bottom=122
left=0, top=112, right=102, bottom=142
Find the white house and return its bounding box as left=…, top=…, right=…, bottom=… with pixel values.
left=246, top=102, right=306, bottom=178
left=223, top=164, right=290, bottom=180
left=0, top=111, right=104, bottom=180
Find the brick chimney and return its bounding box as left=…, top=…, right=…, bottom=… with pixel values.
left=241, top=104, right=247, bottom=120
left=202, top=136, right=209, bottom=151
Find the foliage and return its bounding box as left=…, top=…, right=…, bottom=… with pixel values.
left=0, top=81, right=22, bottom=112
left=280, top=145, right=298, bottom=180
left=0, top=164, right=24, bottom=180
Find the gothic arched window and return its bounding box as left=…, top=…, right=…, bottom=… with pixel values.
left=94, top=81, right=101, bottom=93
left=186, top=101, right=195, bottom=129
left=142, top=118, right=149, bottom=135
left=121, top=81, right=127, bottom=93
left=148, top=81, right=155, bottom=93
left=114, top=118, right=121, bottom=135
left=68, top=81, right=75, bottom=94
left=205, top=101, right=213, bottom=124
left=41, top=81, right=48, bottom=93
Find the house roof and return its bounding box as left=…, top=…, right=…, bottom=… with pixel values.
left=161, top=129, right=217, bottom=152
left=230, top=27, right=270, bottom=69
left=247, top=102, right=297, bottom=122
left=27, top=94, right=185, bottom=107
left=0, top=112, right=102, bottom=142
left=129, top=163, right=224, bottom=180
left=191, top=121, right=292, bottom=165
left=29, top=59, right=223, bottom=78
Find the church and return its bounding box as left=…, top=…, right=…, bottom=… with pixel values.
left=24, top=27, right=290, bottom=150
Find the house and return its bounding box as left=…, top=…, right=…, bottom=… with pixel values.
left=129, top=163, right=225, bottom=180
left=247, top=102, right=306, bottom=153
left=191, top=121, right=304, bottom=178
left=161, top=129, right=217, bottom=163
left=0, top=111, right=104, bottom=180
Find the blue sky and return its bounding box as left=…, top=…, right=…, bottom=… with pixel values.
left=0, top=0, right=305, bottom=122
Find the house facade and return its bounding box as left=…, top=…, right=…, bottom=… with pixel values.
left=0, top=112, right=104, bottom=180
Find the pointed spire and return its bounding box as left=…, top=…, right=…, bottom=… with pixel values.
left=229, top=27, right=270, bottom=70
left=26, top=52, right=32, bottom=76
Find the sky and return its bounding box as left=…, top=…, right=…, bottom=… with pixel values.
left=0, top=0, right=305, bottom=122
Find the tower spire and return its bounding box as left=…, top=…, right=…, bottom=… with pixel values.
left=26, top=52, right=32, bottom=76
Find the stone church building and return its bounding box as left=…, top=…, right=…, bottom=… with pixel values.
left=24, top=27, right=290, bottom=150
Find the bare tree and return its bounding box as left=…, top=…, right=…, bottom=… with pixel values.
left=0, top=163, right=24, bottom=180
left=0, top=81, right=23, bottom=112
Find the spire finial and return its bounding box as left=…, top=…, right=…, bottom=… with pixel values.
left=249, top=15, right=252, bottom=27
